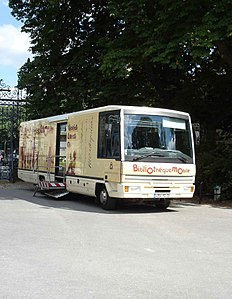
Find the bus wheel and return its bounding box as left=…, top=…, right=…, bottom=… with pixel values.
left=155, top=199, right=170, bottom=209
left=99, top=187, right=116, bottom=210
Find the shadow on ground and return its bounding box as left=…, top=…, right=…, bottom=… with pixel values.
left=0, top=181, right=179, bottom=214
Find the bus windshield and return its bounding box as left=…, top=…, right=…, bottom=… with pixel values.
left=124, top=114, right=193, bottom=163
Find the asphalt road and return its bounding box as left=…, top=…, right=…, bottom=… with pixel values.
left=0, top=182, right=232, bottom=298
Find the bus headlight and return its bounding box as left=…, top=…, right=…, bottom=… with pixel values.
left=129, top=186, right=141, bottom=193
left=124, top=186, right=141, bottom=193
left=183, top=186, right=195, bottom=193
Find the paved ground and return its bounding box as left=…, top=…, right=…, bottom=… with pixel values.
left=0, top=181, right=232, bottom=298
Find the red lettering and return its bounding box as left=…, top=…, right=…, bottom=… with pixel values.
left=178, top=168, right=183, bottom=174
left=133, top=164, right=138, bottom=172
left=147, top=167, right=153, bottom=174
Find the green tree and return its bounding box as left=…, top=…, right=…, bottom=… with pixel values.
left=10, top=0, right=232, bottom=115
left=10, top=0, right=158, bottom=118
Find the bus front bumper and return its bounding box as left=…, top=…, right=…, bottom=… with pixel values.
left=106, top=182, right=195, bottom=200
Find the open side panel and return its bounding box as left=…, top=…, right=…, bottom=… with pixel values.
left=55, top=122, right=67, bottom=181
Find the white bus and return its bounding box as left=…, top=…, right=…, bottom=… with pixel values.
left=18, top=105, right=196, bottom=209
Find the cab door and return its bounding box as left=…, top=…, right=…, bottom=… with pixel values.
left=98, top=110, right=121, bottom=182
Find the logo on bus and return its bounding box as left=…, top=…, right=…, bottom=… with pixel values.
left=133, top=164, right=190, bottom=175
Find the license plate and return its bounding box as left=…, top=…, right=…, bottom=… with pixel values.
left=154, top=193, right=170, bottom=199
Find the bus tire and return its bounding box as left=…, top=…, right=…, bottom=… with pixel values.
left=99, top=187, right=116, bottom=210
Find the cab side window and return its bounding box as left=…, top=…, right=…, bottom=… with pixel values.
left=98, top=111, right=120, bottom=159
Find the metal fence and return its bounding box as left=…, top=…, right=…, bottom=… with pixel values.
left=0, top=79, right=27, bottom=181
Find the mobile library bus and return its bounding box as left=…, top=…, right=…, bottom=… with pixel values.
left=18, top=105, right=196, bottom=209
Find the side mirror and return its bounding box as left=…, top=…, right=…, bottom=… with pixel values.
left=192, top=123, right=200, bottom=146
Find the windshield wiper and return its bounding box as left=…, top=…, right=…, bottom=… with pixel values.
left=165, top=150, right=190, bottom=163
left=132, top=153, right=165, bottom=162
left=176, top=156, right=188, bottom=163
left=131, top=149, right=190, bottom=163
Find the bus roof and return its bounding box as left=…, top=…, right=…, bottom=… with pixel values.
left=21, top=105, right=190, bottom=124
